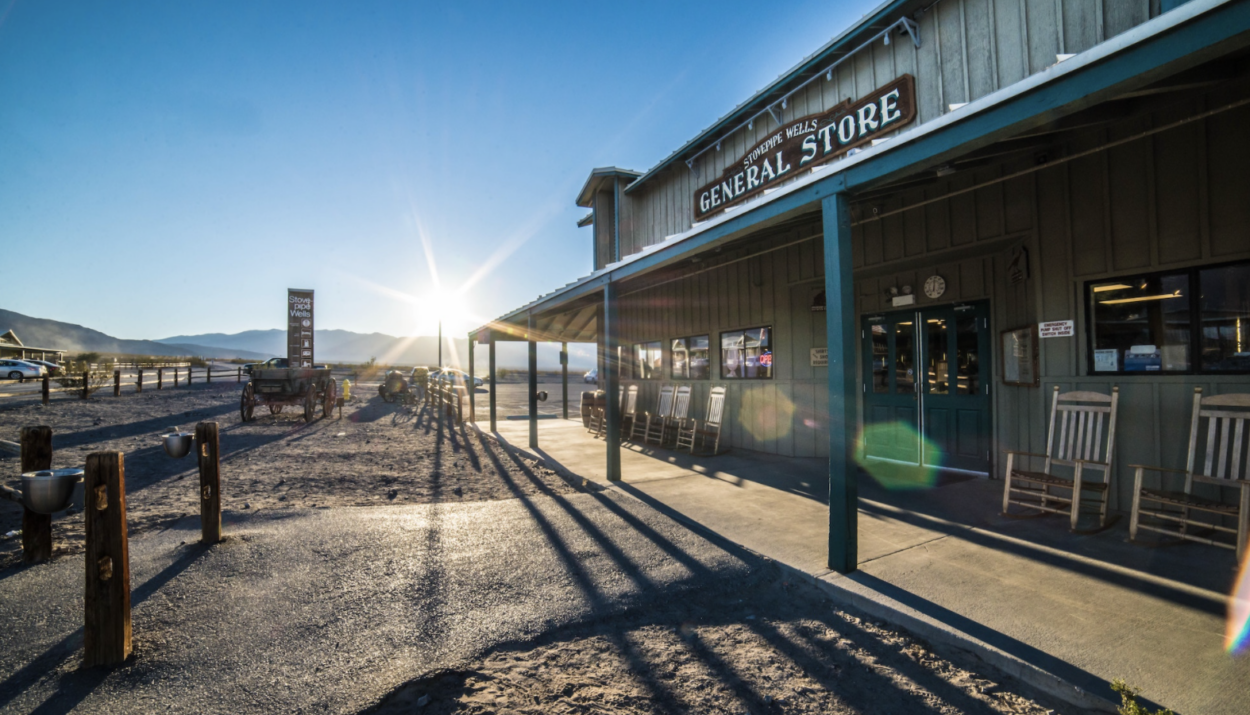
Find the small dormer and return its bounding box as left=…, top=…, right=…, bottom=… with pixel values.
left=577, top=167, right=640, bottom=271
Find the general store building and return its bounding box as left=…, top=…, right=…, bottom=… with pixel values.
left=472, top=0, right=1250, bottom=573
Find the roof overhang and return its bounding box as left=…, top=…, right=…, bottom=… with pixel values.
left=576, top=212, right=594, bottom=228
left=477, top=0, right=1250, bottom=339
left=575, top=167, right=641, bottom=208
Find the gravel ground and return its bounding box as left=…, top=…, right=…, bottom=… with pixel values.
left=0, top=382, right=579, bottom=569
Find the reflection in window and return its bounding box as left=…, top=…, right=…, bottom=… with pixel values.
left=1090, top=272, right=1191, bottom=372
left=634, top=341, right=662, bottom=380
left=894, top=321, right=914, bottom=394
left=956, top=316, right=980, bottom=395
left=721, top=326, right=772, bottom=379
left=871, top=324, right=888, bottom=393
left=925, top=317, right=948, bottom=394
left=671, top=335, right=710, bottom=379
left=1200, top=264, right=1250, bottom=372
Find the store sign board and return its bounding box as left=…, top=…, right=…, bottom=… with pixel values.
left=1038, top=320, right=1074, bottom=338
left=287, top=288, right=314, bottom=367
left=810, top=348, right=828, bottom=367
left=694, top=74, right=916, bottom=220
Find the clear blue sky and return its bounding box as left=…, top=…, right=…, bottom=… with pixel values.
left=0, top=0, right=880, bottom=341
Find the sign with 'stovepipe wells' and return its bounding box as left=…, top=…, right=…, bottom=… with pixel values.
left=287, top=289, right=314, bottom=368
left=694, top=75, right=916, bottom=220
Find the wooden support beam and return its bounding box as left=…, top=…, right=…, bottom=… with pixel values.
left=468, top=334, right=475, bottom=423
left=136, top=368, right=143, bottom=394
left=157, top=368, right=163, bottom=390
left=20, top=426, right=53, bottom=563
left=42, top=375, right=49, bottom=406
left=528, top=314, right=538, bottom=450
left=195, top=422, right=222, bottom=544
left=604, top=286, right=621, bottom=482
left=489, top=339, right=497, bottom=433
left=822, top=194, right=858, bottom=574
left=174, top=367, right=180, bottom=387
left=113, top=370, right=120, bottom=397
left=84, top=451, right=131, bottom=667
left=561, top=341, right=569, bottom=420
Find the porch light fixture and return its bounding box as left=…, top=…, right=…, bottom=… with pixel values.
left=1098, top=290, right=1184, bottom=305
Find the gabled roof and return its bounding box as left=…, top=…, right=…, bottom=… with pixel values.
left=0, top=330, right=22, bottom=346
left=575, top=167, right=642, bottom=208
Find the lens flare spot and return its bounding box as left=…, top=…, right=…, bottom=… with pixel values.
left=854, top=421, right=943, bottom=490
left=1226, top=554, right=1250, bottom=655
left=739, top=389, right=795, bottom=444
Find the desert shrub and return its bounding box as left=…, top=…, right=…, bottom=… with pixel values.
left=54, top=360, right=113, bottom=398
left=497, top=368, right=510, bottom=379
left=1111, top=680, right=1174, bottom=715
left=72, top=352, right=102, bottom=365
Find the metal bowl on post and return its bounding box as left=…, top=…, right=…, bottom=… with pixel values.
left=161, top=431, right=195, bottom=459
left=20, top=468, right=85, bottom=515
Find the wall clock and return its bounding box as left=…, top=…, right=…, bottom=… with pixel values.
left=924, top=275, right=946, bottom=299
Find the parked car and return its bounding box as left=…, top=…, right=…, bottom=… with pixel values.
left=583, top=368, right=597, bottom=383
left=244, top=357, right=289, bottom=375
left=0, top=359, right=46, bottom=381
left=432, top=368, right=483, bottom=388
left=22, top=359, right=62, bottom=376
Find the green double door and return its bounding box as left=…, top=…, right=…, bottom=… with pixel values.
left=861, top=301, right=992, bottom=474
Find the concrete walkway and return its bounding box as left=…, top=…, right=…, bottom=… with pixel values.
left=493, top=417, right=1249, bottom=715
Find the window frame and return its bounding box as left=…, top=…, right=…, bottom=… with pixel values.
left=719, top=325, right=774, bottom=380
left=670, top=334, right=710, bottom=380
left=632, top=340, right=663, bottom=380
left=1084, top=259, right=1250, bottom=376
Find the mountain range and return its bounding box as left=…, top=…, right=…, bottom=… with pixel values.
left=0, top=308, right=269, bottom=360
left=155, top=329, right=468, bottom=366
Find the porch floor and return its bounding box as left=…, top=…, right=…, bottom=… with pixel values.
left=491, top=416, right=1247, bottom=715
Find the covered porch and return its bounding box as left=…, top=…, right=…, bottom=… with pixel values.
left=488, top=416, right=1245, bottom=714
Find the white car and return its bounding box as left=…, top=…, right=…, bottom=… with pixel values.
left=583, top=368, right=597, bottom=383
left=0, top=359, right=47, bottom=381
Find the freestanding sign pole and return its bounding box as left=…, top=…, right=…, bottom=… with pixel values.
left=287, top=289, right=315, bottom=367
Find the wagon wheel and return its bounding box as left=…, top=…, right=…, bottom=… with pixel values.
left=304, top=388, right=316, bottom=423
left=240, top=383, right=255, bottom=422
left=323, top=378, right=337, bottom=419
left=268, top=404, right=284, bottom=415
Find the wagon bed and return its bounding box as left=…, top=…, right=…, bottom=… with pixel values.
left=241, top=367, right=337, bottom=423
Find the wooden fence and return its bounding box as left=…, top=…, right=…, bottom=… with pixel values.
left=0, top=365, right=249, bottom=402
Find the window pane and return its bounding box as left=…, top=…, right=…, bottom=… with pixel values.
left=871, top=324, right=888, bottom=393
left=1091, top=273, right=1190, bottom=372
left=895, top=321, right=915, bottom=393
left=956, top=316, right=980, bottom=395
left=721, top=331, right=744, bottom=378
left=1199, top=263, right=1250, bottom=372
left=743, top=327, right=772, bottom=378
left=671, top=338, right=689, bottom=379
left=689, top=335, right=709, bottom=380
left=924, top=317, right=948, bottom=394
left=644, top=342, right=661, bottom=379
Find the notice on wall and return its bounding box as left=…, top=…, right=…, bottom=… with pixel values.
left=1038, top=320, right=1074, bottom=338
left=810, top=347, right=827, bottom=367
left=287, top=288, right=314, bottom=368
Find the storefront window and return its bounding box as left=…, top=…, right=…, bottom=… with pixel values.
left=721, top=326, right=772, bottom=379
left=1088, top=260, right=1250, bottom=375
left=1200, top=263, right=1250, bottom=372
left=671, top=335, right=710, bottom=379
left=634, top=341, right=662, bottom=380
left=871, top=324, right=888, bottom=393
left=895, top=321, right=914, bottom=393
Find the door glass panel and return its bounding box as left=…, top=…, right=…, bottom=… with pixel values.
left=956, top=316, right=979, bottom=395
left=925, top=317, right=949, bottom=394
left=871, top=324, right=889, bottom=393
left=894, top=321, right=915, bottom=394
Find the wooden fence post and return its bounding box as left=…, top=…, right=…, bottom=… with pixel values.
left=41, top=375, right=49, bottom=406
left=136, top=368, right=143, bottom=394
left=195, top=422, right=222, bottom=544
left=157, top=368, right=163, bottom=390
left=174, top=367, right=180, bottom=387
left=187, top=366, right=193, bottom=385
left=113, top=370, right=120, bottom=397
left=236, top=366, right=241, bottom=383
left=206, top=366, right=212, bottom=384
left=84, top=451, right=131, bottom=667
left=20, top=426, right=53, bottom=563
left=81, top=370, right=89, bottom=400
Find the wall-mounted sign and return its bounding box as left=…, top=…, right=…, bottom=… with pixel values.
left=694, top=75, right=916, bottom=220
left=1000, top=325, right=1038, bottom=387
left=1038, top=320, right=1074, bottom=338
left=810, top=347, right=828, bottom=367
left=287, top=288, right=314, bottom=368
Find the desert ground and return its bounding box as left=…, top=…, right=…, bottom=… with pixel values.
left=0, top=382, right=1072, bottom=713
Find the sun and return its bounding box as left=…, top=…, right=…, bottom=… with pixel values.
left=411, top=292, right=478, bottom=338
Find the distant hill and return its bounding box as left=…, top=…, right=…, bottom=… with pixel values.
left=0, top=309, right=270, bottom=360
left=156, top=329, right=470, bottom=366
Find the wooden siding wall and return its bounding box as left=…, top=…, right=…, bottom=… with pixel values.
left=617, top=0, right=1157, bottom=258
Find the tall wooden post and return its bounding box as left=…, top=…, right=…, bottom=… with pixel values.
left=206, top=366, right=212, bottom=384
left=81, top=370, right=89, bottom=400
left=188, top=366, right=193, bottom=385
left=195, top=422, right=222, bottom=544
left=468, top=334, right=476, bottom=423
left=823, top=193, right=858, bottom=574
left=604, top=285, right=622, bottom=481
left=561, top=341, right=569, bottom=420
left=157, top=368, right=163, bottom=390
left=20, top=426, right=53, bottom=563
left=236, top=366, right=241, bottom=383
left=41, top=375, right=49, bottom=406
left=488, top=337, right=497, bottom=433
left=528, top=313, right=538, bottom=450
left=113, top=370, right=120, bottom=397
left=136, top=368, right=143, bottom=394
left=84, top=451, right=131, bottom=667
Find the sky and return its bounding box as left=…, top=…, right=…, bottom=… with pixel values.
left=0, top=0, right=881, bottom=342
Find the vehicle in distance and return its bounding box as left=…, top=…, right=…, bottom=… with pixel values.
left=244, top=357, right=289, bottom=375
left=22, top=359, right=62, bottom=376
left=583, top=368, right=597, bottom=383
left=1, top=359, right=47, bottom=381
left=432, top=368, right=483, bottom=388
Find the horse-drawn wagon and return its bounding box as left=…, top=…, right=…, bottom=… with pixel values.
left=240, top=366, right=337, bottom=423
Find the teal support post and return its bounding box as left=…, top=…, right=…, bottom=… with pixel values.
left=823, top=193, right=858, bottom=574
left=468, top=334, right=475, bottom=423
left=488, top=337, right=497, bottom=433
left=603, top=283, right=622, bottom=481
left=528, top=314, right=538, bottom=450
left=561, top=341, right=569, bottom=420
